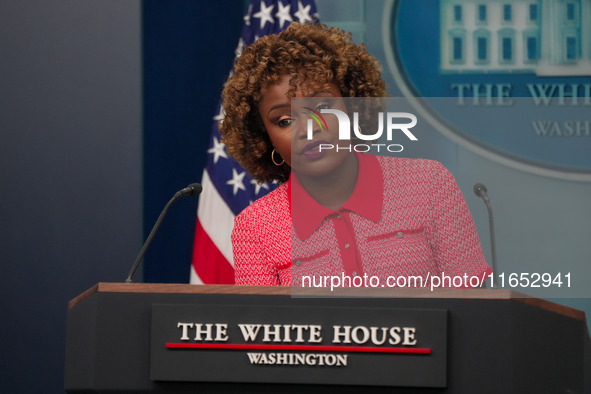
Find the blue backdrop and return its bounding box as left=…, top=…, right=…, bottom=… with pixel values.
left=142, top=0, right=243, bottom=283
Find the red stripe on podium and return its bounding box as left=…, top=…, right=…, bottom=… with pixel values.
left=166, top=343, right=431, bottom=354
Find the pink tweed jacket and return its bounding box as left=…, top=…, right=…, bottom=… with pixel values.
left=232, top=155, right=491, bottom=286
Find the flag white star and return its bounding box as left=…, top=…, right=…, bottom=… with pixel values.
left=207, top=137, right=228, bottom=164
left=275, top=2, right=293, bottom=28
left=243, top=3, right=252, bottom=26
left=294, top=1, right=313, bottom=24
left=250, top=179, right=270, bottom=195
left=226, top=168, right=246, bottom=195
left=235, top=37, right=245, bottom=58
left=253, top=1, right=275, bottom=29
left=213, top=105, right=225, bottom=121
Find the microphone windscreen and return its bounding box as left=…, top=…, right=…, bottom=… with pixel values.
left=473, top=183, right=488, bottom=198
left=187, top=183, right=203, bottom=196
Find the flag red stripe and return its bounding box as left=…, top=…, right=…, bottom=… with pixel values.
left=192, top=219, right=235, bottom=284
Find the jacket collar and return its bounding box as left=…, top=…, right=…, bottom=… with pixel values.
left=288, top=153, right=383, bottom=240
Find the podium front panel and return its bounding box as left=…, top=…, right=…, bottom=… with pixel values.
left=65, top=284, right=590, bottom=393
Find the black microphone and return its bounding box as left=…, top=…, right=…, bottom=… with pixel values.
left=125, top=183, right=203, bottom=283
left=473, top=183, right=488, bottom=200
left=174, top=183, right=203, bottom=198
left=473, top=183, right=498, bottom=288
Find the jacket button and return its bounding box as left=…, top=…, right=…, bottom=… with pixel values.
left=397, top=231, right=403, bottom=238
left=295, top=260, right=301, bottom=266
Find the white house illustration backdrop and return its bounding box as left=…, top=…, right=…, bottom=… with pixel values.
left=440, top=0, right=591, bottom=75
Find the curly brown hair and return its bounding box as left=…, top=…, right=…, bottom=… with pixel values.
left=219, top=22, right=387, bottom=184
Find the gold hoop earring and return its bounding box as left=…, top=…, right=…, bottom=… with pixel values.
left=271, top=149, right=284, bottom=166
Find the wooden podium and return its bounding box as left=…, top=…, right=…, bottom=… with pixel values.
left=65, top=283, right=590, bottom=393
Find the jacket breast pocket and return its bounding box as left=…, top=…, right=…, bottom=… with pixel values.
left=363, top=227, right=436, bottom=277
left=287, top=249, right=343, bottom=285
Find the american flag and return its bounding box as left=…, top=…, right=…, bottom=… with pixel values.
left=191, top=0, right=319, bottom=284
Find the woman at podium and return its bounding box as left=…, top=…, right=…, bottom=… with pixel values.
left=218, top=22, right=491, bottom=288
